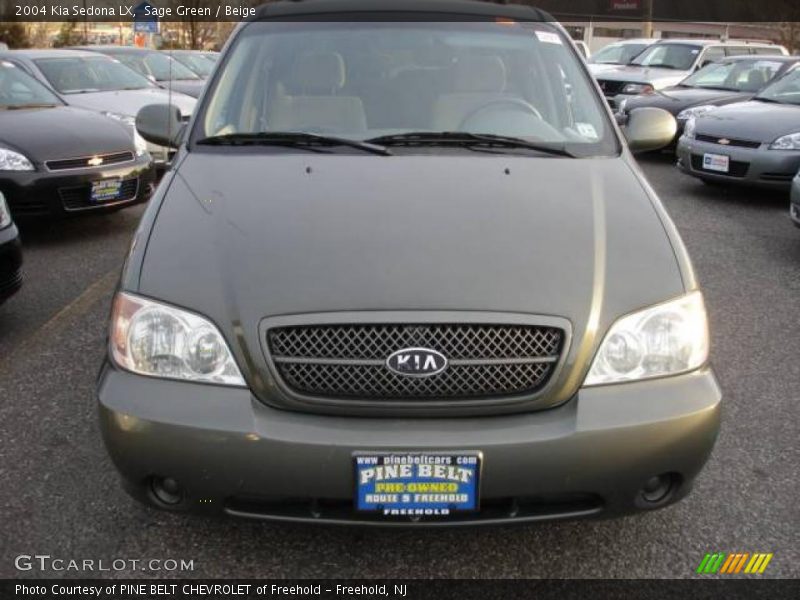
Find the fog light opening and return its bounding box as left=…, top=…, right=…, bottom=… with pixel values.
left=639, top=473, right=677, bottom=505
left=151, top=476, right=185, bottom=506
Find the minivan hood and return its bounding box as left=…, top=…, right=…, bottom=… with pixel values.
left=139, top=154, right=685, bottom=369
left=597, top=65, right=688, bottom=89
left=61, top=87, right=196, bottom=118
left=0, top=105, right=134, bottom=161
left=693, top=100, right=800, bottom=142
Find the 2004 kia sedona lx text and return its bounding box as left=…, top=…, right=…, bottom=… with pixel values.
left=98, top=0, right=721, bottom=525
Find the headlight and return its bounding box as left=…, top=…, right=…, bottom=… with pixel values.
left=683, top=116, right=697, bottom=139
left=102, top=111, right=149, bottom=157
left=584, top=291, right=709, bottom=386
left=0, top=191, right=12, bottom=229
left=0, top=146, right=34, bottom=171
left=622, top=83, right=654, bottom=95
left=110, top=292, right=246, bottom=386
left=677, top=105, right=717, bottom=120
left=769, top=132, right=800, bottom=150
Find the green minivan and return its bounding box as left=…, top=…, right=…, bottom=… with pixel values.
left=98, top=0, right=720, bottom=525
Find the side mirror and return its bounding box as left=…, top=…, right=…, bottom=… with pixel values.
left=135, top=104, right=184, bottom=148
left=624, top=107, right=677, bottom=153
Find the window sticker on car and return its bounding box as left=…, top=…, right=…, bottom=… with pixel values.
left=535, top=31, right=562, bottom=45
left=576, top=122, right=599, bottom=139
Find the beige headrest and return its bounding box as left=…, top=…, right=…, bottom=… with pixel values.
left=288, top=51, right=346, bottom=94
left=454, top=55, right=506, bottom=93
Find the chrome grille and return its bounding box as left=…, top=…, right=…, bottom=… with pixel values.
left=45, top=151, right=134, bottom=171
left=694, top=134, right=761, bottom=149
left=267, top=324, right=563, bottom=400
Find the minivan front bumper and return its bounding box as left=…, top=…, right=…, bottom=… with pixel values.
left=98, top=363, right=721, bottom=526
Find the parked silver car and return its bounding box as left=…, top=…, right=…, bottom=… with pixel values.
left=677, top=65, right=800, bottom=189
left=596, top=40, right=787, bottom=109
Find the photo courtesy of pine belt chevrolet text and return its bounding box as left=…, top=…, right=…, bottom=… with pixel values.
left=97, top=0, right=722, bottom=525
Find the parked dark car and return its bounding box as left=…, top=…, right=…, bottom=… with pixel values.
left=0, top=60, right=156, bottom=218
left=596, top=39, right=787, bottom=109
left=76, top=46, right=206, bottom=98
left=99, top=0, right=719, bottom=525
left=620, top=55, right=800, bottom=146
left=0, top=49, right=196, bottom=171
left=677, top=65, right=800, bottom=189
left=0, top=190, right=22, bottom=303
left=166, top=50, right=216, bottom=79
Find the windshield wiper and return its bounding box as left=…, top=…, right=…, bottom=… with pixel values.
left=753, top=96, right=782, bottom=104
left=364, top=132, right=576, bottom=157
left=2, top=103, right=59, bottom=110
left=196, top=131, right=392, bottom=156
left=63, top=88, right=100, bottom=94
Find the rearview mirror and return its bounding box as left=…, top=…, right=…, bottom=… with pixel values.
left=135, top=104, right=184, bottom=149
left=624, top=107, right=677, bottom=154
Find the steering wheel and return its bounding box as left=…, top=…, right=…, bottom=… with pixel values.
left=459, top=98, right=543, bottom=130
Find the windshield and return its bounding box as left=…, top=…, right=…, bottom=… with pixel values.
left=34, top=56, right=153, bottom=93
left=630, top=43, right=701, bottom=70
left=680, top=59, right=784, bottom=92
left=755, top=67, right=800, bottom=105
left=112, top=51, right=200, bottom=81
left=0, top=61, right=62, bottom=107
left=199, top=21, right=617, bottom=156
left=590, top=42, right=649, bottom=65
left=173, top=53, right=214, bottom=77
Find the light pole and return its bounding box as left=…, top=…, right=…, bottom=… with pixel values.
left=642, top=0, right=654, bottom=38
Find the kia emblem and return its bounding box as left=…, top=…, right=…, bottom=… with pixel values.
left=385, top=347, right=448, bottom=377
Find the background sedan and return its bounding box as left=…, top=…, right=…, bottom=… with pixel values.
left=677, top=66, right=800, bottom=190
left=77, top=46, right=206, bottom=97
left=0, top=60, right=156, bottom=218
left=167, top=50, right=216, bottom=79
left=0, top=49, right=196, bottom=171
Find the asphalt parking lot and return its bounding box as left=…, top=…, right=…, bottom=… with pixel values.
left=0, top=156, right=798, bottom=579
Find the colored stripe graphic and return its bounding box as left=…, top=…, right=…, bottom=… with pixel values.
left=744, top=553, right=773, bottom=574
left=698, top=553, right=773, bottom=574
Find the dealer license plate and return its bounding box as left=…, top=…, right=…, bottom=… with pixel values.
left=354, top=452, right=481, bottom=517
left=90, top=179, right=122, bottom=203
left=702, top=153, right=730, bottom=173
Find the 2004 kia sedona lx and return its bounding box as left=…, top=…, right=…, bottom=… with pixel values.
left=98, top=0, right=721, bottom=525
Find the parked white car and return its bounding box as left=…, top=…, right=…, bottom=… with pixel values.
left=587, top=38, right=656, bottom=75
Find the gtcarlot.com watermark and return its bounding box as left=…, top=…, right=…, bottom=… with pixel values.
left=14, top=554, right=195, bottom=572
